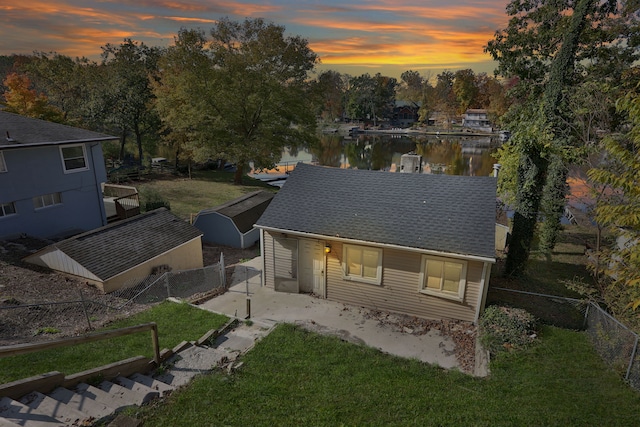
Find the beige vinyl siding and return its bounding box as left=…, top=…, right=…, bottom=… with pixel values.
left=263, top=231, right=275, bottom=288
left=327, top=243, right=483, bottom=322
left=262, top=231, right=489, bottom=322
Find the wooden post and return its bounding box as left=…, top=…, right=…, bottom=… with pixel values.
left=150, top=323, right=161, bottom=366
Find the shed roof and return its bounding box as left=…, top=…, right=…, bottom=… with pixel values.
left=256, top=163, right=496, bottom=260
left=198, top=190, right=274, bottom=233
left=25, top=208, right=202, bottom=281
left=0, top=111, right=116, bottom=149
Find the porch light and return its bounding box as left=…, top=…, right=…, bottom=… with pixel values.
left=325, top=244, right=331, bottom=254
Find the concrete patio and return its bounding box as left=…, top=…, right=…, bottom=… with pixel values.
left=200, top=257, right=487, bottom=374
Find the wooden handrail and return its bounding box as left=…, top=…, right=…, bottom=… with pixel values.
left=0, top=323, right=161, bottom=365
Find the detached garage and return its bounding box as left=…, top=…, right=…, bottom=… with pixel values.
left=24, top=208, right=204, bottom=293
left=193, top=190, right=274, bottom=249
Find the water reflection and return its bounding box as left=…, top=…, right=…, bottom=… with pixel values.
left=305, top=134, right=499, bottom=177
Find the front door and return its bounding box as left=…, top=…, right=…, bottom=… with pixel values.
left=298, top=239, right=325, bottom=296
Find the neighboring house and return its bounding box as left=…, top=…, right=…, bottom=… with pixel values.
left=0, top=111, right=115, bottom=240
left=462, top=109, right=492, bottom=132
left=392, top=101, right=420, bottom=127
left=255, top=163, right=496, bottom=323
left=24, top=208, right=204, bottom=293
left=193, top=190, right=274, bottom=249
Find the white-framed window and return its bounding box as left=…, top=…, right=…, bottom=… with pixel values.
left=419, top=255, right=467, bottom=302
left=342, top=244, right=383, bottom=285
left=0, top=202, right=16, bottom=217
left=0, top=151, right=6, bottom=172
left=60, top=144, right=88, bottom=172
left=33, top=192, right=62, bottom=209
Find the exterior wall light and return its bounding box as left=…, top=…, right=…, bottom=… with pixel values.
left=324, top=244, right=331, bottom=254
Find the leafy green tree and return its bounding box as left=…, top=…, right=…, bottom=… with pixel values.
left=453, top=69, right=478, bottom=114
left=588, top=87, right=640, bottom=319
left=487, top=0, right=639, bottom=274
left=311, top=70, right=348, bottom=122
left=100, top=39, right=163, bottom=163
left=155, top=19, right=318, bottom=184
left=346, top=73, right=396, bottom=126
left=22, top=53, right=92, bottom=125
left=433, top=71, right=457, bottom=129
left=397, top=70, right=427, bottom=104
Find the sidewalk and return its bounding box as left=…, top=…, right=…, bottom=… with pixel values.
left=200, top=257, right=463, bottom=371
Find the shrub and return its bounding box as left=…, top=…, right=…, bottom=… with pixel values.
left=479, top=305, right=537, bottom=355
left=139, top=187, right=171, bottom=212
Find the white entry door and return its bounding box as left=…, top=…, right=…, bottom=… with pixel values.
left=298, top=239, right=325, bottom=296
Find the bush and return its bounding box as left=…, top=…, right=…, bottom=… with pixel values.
left=139, top=187, right=171, bottom=212
left=479, top=305, right=537, bottom=355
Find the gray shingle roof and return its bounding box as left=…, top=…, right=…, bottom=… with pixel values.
left=199, top=190, right=274, bottom=233
left=0, top=111, right=116, bottom=149
left=41, top=208, right=202, bottom=281
left=255, top=163, right=496, bottom=259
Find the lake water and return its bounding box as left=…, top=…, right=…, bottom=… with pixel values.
left=251, top=133, right=501, bottom=185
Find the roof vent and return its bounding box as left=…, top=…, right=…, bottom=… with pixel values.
left=6, top=131, right=15, bottom=142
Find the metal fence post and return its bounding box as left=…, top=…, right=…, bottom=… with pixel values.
left=626, top=335, right=639, bottom=381
left=79, top=289, right=93, bottom=330
left=164, top=272, right=171, bottom=298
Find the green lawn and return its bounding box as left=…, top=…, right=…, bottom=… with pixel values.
left=138, top=170, right=276, bottom=220
left=138, top=323, right=640, bottom=427
left=0, top=301, right=228, bottom=383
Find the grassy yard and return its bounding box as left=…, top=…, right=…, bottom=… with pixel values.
left=137, top=323, right=640, bottom=426
left=0, top=301, right=228, bottom=384
left=137, top=170, right=276, bottom=220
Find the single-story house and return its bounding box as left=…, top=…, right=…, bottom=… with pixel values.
left=255, top=163, right=496, bottom=323
left=193, top=191, right=274, bottom=249
left=24, top=208, right=203, bottom=293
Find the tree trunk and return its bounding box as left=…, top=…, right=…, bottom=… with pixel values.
left=505, top=149, right=548, bottom=276
left=504, top=0, right=595, bottom=276
left=538, top=155, right=569, bottom=255
left=118, top=129, right=127, bottom=161
left=135, top=122, right=143, bottom=165
left=233, top=162, right=244, bottom=185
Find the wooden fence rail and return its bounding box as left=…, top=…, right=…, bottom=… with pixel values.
left=0, top=322, right=160, bottom=365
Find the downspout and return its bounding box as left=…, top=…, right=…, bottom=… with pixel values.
left=90, top=143, right=108, bottom=226
left=259, top=228, right=266, bottom=287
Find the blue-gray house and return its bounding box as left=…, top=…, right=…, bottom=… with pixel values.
left=0, top=111, right=116, bottom=240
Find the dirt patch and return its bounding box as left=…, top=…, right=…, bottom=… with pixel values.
left=0, top=237, right=259, bottom=345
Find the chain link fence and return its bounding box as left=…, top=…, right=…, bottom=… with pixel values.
left=0, top=255, right=226, bottom=346
left=491, top=287, right=640, bottom=391
left=111, top=259, right=226, bottom=307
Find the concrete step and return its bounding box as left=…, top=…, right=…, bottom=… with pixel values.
left=0, top=416, right=21, bottom=427
left=74, top=383, right=137, bottom=412
left=48, top=386, right=115, bottom=421
left=127, top=374, right=174, bottom=397
left=18, top=391, right=87, bottom=426
left=96, top=380, right=157, bottom=406
left=113, top=376, right=163, bottom=400
left=155, top=345, right=235, bottom=388
left=0, top=396, right=63, bottom=426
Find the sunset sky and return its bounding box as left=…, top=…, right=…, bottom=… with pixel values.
left=0, top=0, right=511, bottom=79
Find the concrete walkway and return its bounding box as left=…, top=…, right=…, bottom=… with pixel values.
left=200, top=257, right=463, bottom=371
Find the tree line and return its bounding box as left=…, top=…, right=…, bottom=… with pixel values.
left=0, top=18, right=508, bottom=184
left=2, top=2, right=640, bottom=327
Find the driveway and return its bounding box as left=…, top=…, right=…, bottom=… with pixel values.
left=200, top=257, right=486, bottom=375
